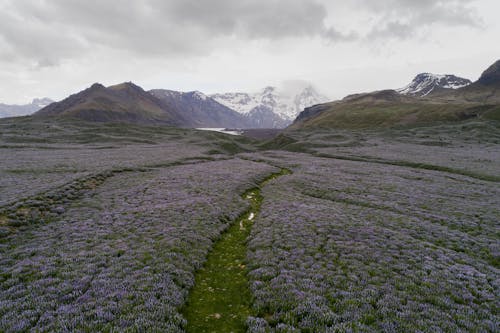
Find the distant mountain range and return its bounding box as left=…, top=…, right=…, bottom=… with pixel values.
left=30, top=83, right=327, bottom=129
left=8, top=60, right=500, bottom=130
left=291, top=59, right=500, bottom=130
left=35, top=82, right=188, bottom=126
left=211, top=86, right=328, bottom=127
left=149, top=89, right=251, bottom=128
left=0, top=98, right=53, bottom=118
left=34, top=82, right=256, bottom=128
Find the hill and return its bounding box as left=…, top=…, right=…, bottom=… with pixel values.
left=430, top=60, right=500, bottom=104
left=35, top=82, right=187, bottom=126
left=290, top=60, right=500, bottom=130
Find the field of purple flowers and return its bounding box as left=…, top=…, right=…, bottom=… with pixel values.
left=0, top=152, right=277, bottom=331
left=243, top=150, right=499, bottom=332
left=0, top=143, right=211, bottom=207
left=1, top=118, right=499, bottom=332
left=284, top=121, right=500, bottom=181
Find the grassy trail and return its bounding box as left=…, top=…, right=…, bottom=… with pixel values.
left=182, top=169, right=290, bottom=332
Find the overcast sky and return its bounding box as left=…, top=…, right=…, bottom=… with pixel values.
left=0, top=0, right=499, bottom=103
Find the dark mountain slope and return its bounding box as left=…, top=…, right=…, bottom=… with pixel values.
left=149, top=89, right=251, bottom=128
left=431, top=60, right=500, bottom=105
left=477, top=59, right=500, bottom=86
left=35, top=82, right=188, bottom=126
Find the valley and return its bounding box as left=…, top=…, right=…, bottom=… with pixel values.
left=1, top=1, right=499, bottom=331
left=0, top=116, right=498, bottom=332
left=1, top=61, right=499, bottom=332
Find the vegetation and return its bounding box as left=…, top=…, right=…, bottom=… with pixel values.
left=183, top=169, right=290, bottom=332
left=0, top=117, right=498, bottom=332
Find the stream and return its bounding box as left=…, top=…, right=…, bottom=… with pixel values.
left=182, top=168, right=290, bottom=332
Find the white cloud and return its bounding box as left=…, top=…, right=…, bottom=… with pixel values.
left=0, top=0, right=497, bottom=103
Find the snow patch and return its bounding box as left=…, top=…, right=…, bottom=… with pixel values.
left=397, top=73, right=471, bottom=97
left=210, top=86, right=328, bottom=121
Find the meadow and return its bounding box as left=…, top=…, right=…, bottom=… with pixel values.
left=0, top=118, right=498, bottom=332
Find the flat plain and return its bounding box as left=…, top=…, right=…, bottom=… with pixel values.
left=0, top=118, right=498, bottom=332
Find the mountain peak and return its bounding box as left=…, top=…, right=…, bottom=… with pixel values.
left=210, top=85, right=328, bottom=128
left=108, top=81, right=144, bottom=92
left=33, top=81, right=186, bottom=125
left=397, top=73, right=471, bottom=97
left=150, top=88, right=251, bottom=128
left=89, top=83, right=105, bottom=90
left=190, top=91, right=208, bottom=101
left=477, top=59, right=500, bottom=86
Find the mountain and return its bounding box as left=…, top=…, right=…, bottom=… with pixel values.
left=477, top=59, right=500, bottom=86
left=34, top=83, right=253, bottom=128
left=246, top=106, right=290, bottom=128
left=290, top=60, right=500, bottom=130
left=0, top=98, right=54, bottom=118
left=397, top=73, right=471, bottom=97
left=149, top=89, right=251, bottom=128
left=431, top=60, right=500, bottom=104
left=34, top=82, right=188, bottom=126
left=211, top=85, right=328, bottom=128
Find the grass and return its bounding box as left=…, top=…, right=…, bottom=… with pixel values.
left=289, top=99, right=499, bottom=130
left=182, top=169, right=291, bottom=332
left=313, top=152, right=500, bottom=182
left=1, top=116, right=498, bottom=331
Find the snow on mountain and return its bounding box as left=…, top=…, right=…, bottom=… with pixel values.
left=397, top=73, right=471, bottom=97
left=149, top=88, right=251, bottom=128
left=210, top=85, right=328, bottom=123
left=191, top=91, right=208, bottom=101
left=32, top=98, right=54, bottom=108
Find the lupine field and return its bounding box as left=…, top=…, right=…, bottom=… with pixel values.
left=1, top=118, right=499, bottom=332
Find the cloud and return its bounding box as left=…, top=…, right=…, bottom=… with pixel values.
left=0, top=0, right=354, bottom=67
left=0, top=0, right=484, bottom=68
left=356, top=0, right=483, bottom=40
left=0, top=0, right=493, bottom=105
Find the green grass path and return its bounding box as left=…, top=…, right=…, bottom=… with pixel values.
left=182, top=169, right=290, bottom=332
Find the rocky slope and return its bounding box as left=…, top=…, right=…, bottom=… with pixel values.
left=35, top=82, right=187, bottom=125
left=431, top=59, right=500, bottom=104
left=149, top=89, right=252, bottom=128
left=477, top=59, right=500, bottom=86
left=34, top=83, right=258, bottom=128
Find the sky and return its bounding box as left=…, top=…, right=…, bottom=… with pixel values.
left=0, top=0, right=499, bottom=104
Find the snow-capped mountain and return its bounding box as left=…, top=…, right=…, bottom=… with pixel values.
left=149, top=89, right=252, bottom=128
left=397, top=73, right=471, bottom=97
left=0, top=98, right=54, bottom=118
left=211, top=85, right=328, bottom=128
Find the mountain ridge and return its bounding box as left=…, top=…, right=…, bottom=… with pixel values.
left=211, top=85, right=328, bottom=128
left=34, top=82, right=188, bottom=126
left=290, top=60, right=500, bottom=130
left=149, top=89, right=252, bottom=128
